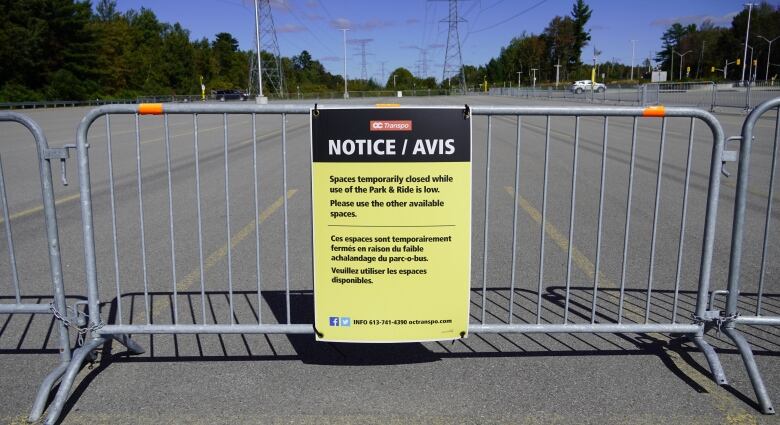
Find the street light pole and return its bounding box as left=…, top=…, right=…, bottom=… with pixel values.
left=517, top=71, right=521, bottom=87
left=530, top=68, right=538, bottom=89
left=758, top=35, right=780, bottom=81
left=741, top=3, right=755, bottom=84
left=673, top=50, right=693, bottom=80
left=340, top=28, right=349, bottom=99
left=671, top=48, right=674, bottom=81
left=630, top=39, right=637, bottom=81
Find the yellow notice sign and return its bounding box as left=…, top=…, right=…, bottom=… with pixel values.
left=311, top=107, right=471, bottom=342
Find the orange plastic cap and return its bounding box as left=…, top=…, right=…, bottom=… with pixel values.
left=138, top=103, right=164, bottom=115
left=642, top=105, right=665, bottom=117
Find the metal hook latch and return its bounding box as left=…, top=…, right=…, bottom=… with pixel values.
left=721, top=136, right=741, bottom=178
left=43, top=144, right=78, bottom=185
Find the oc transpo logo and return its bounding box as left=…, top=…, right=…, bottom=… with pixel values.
left=370, top=120, right=413, bottom=131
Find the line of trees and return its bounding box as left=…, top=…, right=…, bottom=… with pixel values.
left=0, top=0, right=386, bottom=101
left=453, top=0, right=597, bottom=88
left=656, top=3, right=780, bottom=82
left=457, top=1, right=780, bottom=88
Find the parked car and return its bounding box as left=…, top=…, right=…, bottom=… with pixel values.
left=214, top=89, right=248, bottom=101
left=570, top=80, right=607, bottom=94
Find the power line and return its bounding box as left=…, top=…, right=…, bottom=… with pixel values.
left=285, top=2, right=338, bottom=55
left=468, top=0, right=547, bottom=34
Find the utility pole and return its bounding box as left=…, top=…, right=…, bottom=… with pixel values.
left=671, top=48, right=674, bottom=81
left=554, top=60, right=562, bottom=87
left=758, top=35, right=780, bottom=81
left=530, top=68, right=538, bottom=89
left=630, top=39, right=637, bottom=81
left=340, top=28, right=349, bottom=99
left=517, top=71, right=522, bottom=87
left=435, top=0, right=467, bottom=94
left=741, top=3, right=756, bottom=85
left=695, top=40, right=706, bottom=79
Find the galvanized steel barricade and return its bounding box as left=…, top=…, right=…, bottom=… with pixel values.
left=719, top=96, right=780, bottom=414
left=0, top=112, right=74, bottom=422
left=42, top=102, right=739, bottom=423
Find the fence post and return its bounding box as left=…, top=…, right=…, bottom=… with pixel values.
left=710, top=82, right=717, bottom=112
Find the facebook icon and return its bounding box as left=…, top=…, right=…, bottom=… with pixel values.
left=329, top=317, right=340, bottom=326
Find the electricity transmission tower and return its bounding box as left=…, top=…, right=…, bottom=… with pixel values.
left=435, top=0, right=467, bottom=93
left=249, top=0, right=284, bottom=98
left=349, top=39, right=373, bottom=80
left=379, top=61, right=387, bottom=83
left=415, top=48, right=431, bottom=78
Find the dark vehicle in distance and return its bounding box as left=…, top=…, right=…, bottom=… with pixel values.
left=214, top=89, right=248, bottom=101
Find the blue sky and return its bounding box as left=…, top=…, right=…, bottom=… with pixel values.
left=114, top=0, right=779, bottom=83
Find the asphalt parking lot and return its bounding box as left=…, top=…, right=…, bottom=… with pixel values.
left=1, top=95, right=778, bottom=424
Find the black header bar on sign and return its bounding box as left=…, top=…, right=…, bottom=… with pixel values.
left=311, top=108, right=471, bottom=163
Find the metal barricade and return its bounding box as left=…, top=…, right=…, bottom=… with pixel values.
left=645, top=82, right=716, bottom=110
left=720, top=97, right=780, bottom=414
left=0, top=112, right=74, bottom=422
left=42, top=102, right=738, bottom=423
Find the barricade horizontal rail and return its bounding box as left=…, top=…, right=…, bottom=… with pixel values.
left=33, top=101, right=760, bottom=423
left=720, top=96, right=780, bottom=414
left=0, top=112, right=73, bottom=423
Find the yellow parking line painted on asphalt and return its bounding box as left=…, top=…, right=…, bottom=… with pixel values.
left=0, top=193, right=81, bottom=225
left=0, top=122, right=306, bottom=226
left=503, top=186, right=757, bottom=424
left=144, top=189, right=298, bottom=320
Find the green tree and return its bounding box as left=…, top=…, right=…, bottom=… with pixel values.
left=570, top=0, right=592, bottom=65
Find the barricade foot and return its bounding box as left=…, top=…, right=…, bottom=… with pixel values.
left=110, top=333, right=145, bottom=355
left=723, top=326, right=775, bottom=414
left=43, top=337, right=106, bottom=425
left=28, top=362, right=69, bottom=423
left=691, top=335, right=728, bottom=385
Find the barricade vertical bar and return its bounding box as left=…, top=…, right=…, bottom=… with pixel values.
left=618, top=117, right=639, bottom=323
left=164, top=114, right=178, bottom=324
left=536, top=116, right=551, bottom=324
left=252, top=114, right=263, bottom=324
left=281, top=113, right=291, bottom=324
left=563, top=116, right=581, bottom=324
left=223, top=113, right=235, bottom=324
left=508, top=116, right=522, bottom=323
left=755, top=110, right=779, bottom=316
left=645, top=118, right=667, bottom=323
left=0, top=154, right=21, bottom=303
left=193, top=114, right=207, bottom=324
left=481, top=116, right=493, bottom=324
left=672, top=119, right=696, bottom=323
left=591, top=117, right=608, bottom=323
left=105, top=115, right=122, bottom=324
left=135, top=113, right=151, bottom=324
